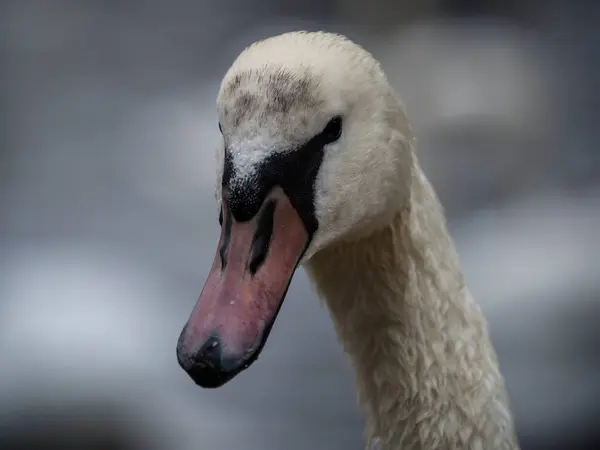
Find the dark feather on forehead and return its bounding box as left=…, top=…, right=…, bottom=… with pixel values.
left=222, top=67, right=324, bottom=128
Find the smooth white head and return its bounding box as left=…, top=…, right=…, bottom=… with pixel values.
left=215, top=31, right=415, bottom=260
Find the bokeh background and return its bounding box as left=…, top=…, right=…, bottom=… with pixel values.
left=1, top=1, right=598, bottom=449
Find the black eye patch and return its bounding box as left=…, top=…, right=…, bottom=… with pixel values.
left=320, top=116, right=342, bottom=144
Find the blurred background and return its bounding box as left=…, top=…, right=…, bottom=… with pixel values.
left=1, top=0, right=598, bottom=449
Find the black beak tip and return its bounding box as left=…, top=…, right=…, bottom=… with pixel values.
left=176, top=332, right=241, bottom=389
left=184, top=364, right=231, bottom=389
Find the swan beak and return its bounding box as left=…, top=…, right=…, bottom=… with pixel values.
left=176, top=188, right=310, bottom=388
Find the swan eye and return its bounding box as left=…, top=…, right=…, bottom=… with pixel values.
left=218, top=122, right=223, bottom=134
left=321, top=116, right=342, bottom=144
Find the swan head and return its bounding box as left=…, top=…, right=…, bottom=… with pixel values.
left=177, top=31, right=414, bottom=388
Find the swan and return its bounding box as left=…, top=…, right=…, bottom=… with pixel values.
left=176, top=31, right=520, bottom=450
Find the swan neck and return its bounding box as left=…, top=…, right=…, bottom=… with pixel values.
left=305, top=163, right=518, bottom=449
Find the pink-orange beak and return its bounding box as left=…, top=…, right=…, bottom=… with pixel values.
left=176, top=188, right=310, bottom=387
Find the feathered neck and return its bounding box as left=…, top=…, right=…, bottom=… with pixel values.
left=305, top=157, right=519, bottom=450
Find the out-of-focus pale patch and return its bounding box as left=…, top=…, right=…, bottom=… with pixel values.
left=456, top=190, right=600, bottom=313
left=372, top=19, right=563, bottom=214
left=376, top=19, right=557, bottom=138
left=0, top=244, right=175, bottom=398
left=121, top=85, right=221, bottom=211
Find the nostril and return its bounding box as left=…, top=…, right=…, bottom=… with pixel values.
left=248, top=199, right=276, bottom=275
